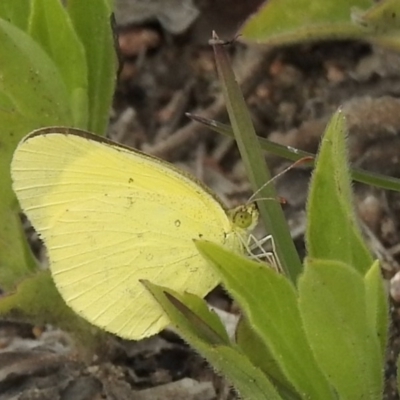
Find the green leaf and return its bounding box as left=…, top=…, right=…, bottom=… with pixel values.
left=353, top=0, right=400, bottom=51
left=236, top=318, right=301, bottom=400
left=154, top=288, right=231, bottom=345
left=397, top=354, right=400, bottom=396
left=196, top=241, right=335, bottom=399
left=240, top=0, right=372, bottom=45
left=240, top=0, right=400, bottom=52
left=211, top=346, right=283, bottom=400
left=364, top=260, right=389, bottom=358
left=0, top=17, right=72, bottom=289
left=306, top=110, right=373, bottom=274
left=0, top=0, right=31, bottom=31
left=144, top=281, right=281, bottom=400
left=0, top=18, right=71, bottom=128
left=353, top=0, right=400, bottom=32
left=211, top=36, right=302, bottom=282
left=67, top=0, right=116, bottom=135
left=29, top=0, right=88, bottom=128
left=298, top=258, right=383, bottom=399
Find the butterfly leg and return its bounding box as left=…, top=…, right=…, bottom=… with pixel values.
left=247, top=234, right=283, bottom=274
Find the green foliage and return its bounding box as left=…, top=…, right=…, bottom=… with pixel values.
left=0, top=0, right=31, bottom=30
left=240, top=0, right=400, bottom=52
left=240, top=0, right=371, bottom=43
left=196, top=242, right=335, bottom=399
left=364, top=261, right=389, bottom=358
left=144, top=281, right=282, bottom=400
left=299, top=258, right=383, bottom=399
left=306, top=112, right=373, bottom=274
left=0, top=0, right=116, bottom=351
left=0, top=16, right=72, bottom=289
left=67, top=0, right=116, bottom=134
left=149, top=108, right=388, bottom=398
left=352, top=0, right=400, bottom=49
left=29, top=0, right=88, bottom=128
left=147, top=41, right=389, bottom=399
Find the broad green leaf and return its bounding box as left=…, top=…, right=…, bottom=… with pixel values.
left=0, top=17, right=71, bottom=148
left=144, top=281, right=281, bottom=400
left=211, top=346, right=283, bottom=400
left=240, top=0, right=400, bottom=52
left=196, top=241, right=335, bottom=400
left=236, top=318, right=300, bottom=400
left=364, top=260, right=389, bottom=358
left=0, top=0, right=30, bottom=31
left=0, top=17, right=72, bottom=289
left=298, top=258, right=383, bottom=399
left=306, top=110, right=373, bottom=274
left=150, top=287, right=231, bottom=345
left=0, top=271, right=106, bottom=357
left=397, top=355, right=400, bottom=396
left=240, top=0, right=372, bottom=45
left=67, top=0, right=116, bottom=135
left=353, top=0, right=400, bottom=51
left=29, top=0, right=88, bottom=128
left=352, top=0, right=400, bottom=32
left=212, top=36, right=302, bottom=282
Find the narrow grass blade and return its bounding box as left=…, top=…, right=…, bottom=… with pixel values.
left=212, top=35, right=302, bottom=282
left=187, top=114, right=400, bottom=193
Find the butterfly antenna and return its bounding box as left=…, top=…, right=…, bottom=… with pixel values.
left=248, top=156, right=313, bottom=204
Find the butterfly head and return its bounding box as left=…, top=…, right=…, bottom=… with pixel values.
left=228, top=203, right=259, bottom=233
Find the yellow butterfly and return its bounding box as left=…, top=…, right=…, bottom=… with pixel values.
left=11, top=127, right=258, bottom=340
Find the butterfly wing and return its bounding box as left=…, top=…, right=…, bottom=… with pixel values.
left=11, top=128, right=239, bottom=339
